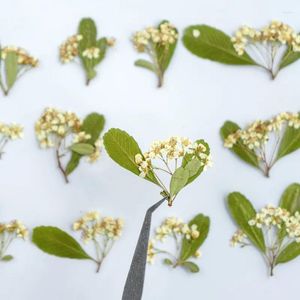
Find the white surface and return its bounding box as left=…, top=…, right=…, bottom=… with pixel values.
left=0, top=0, right=300, bottom=299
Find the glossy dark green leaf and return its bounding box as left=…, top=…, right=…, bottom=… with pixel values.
left=227, top=192, right=266, bottom=252
left=180, top=214, right=210, bottom=261
left=183, top=25, right=256, bottom=65
left=32, top=226, right=92, bottom=260
left=276, top=125, right=300, bottom=161
left=221, top=121, right=260, bottom=168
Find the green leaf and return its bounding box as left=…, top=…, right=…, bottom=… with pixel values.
left=134, top=59, right=156, bottom=72
left=276, top=242, right=300, bottom=264
left=170, top=167, right=189, bottom=197
left=220, top=121, right=260, bottom=168
left=69, top=143, right=95, bottom=155
left=182, top=139, right=210, bottom=185
left=66, top=113, right=105, bottom=175
left=32, top=226, right=92, bottom=260
left=276, top=125, right=300, bottom=161
left=279, top=46, right=300, bottom=70
left=78, top=18, right=97, bottom=51
left=279, top=183, right=300, bottom=214
left=1, top=255, right=13, bottom=261
left=5, top=52, right=18, bottom=90
left=103, top=128, right=158, bottom=185
left=155, top=20, right=178, bottom=72
left=181, top=261, right=199, bottom=273
left=180, top=214, right=210, bottom=261
left=163, top=258, right=173, bottom=266
left=183, top=25, right=256, bottom=65
left=227, top=192, right=266, bottom=252
left=94, top=37, right=108, bottom=65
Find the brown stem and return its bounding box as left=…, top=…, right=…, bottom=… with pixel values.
left=86, top=78, right=90, bottom=86
left=264, top=166, right=271, bottom=178
left=157, top=73, right=164, bottom=88
left=55, top=148, right=69, bottom=183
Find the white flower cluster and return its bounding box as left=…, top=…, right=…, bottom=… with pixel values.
left=232, top=21, right=300, bottom=56
left=224, top=112, right=300, bottom=150
left=73, top=211, right=124, bottom=244
left=0, top=122, right=23, bottom=140
left=0, top=220, right=28, bottom=239
left=230, top=229, right=247, bottom=247
left=1, top=46, right=38, bottom=67
left=82, top=47, right=101, bottom=60
left=135, top=136, right=211, bottom=178
left=249, top=205, right=300, bottom=242
left=59, top=34, right=83, bottom=63
left=147, top=217, right=201, bottom=264
left=133, top=22, right=178, bottom=52
left=35, top=107, right=81, bottom=148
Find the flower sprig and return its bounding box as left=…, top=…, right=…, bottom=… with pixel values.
left=0, top=46, right=38, bottom=96
left=183, top=21, right=300, bottom=79
left=104, top=129, right=212, bottom=206
left=221, top=112, right=300, bottom=177
left=231, top=21, right=300, bottom=78
left=0, top=220, right=28, bottom=262
left=147, top=215, right=209, bottom=273
left=60, top=18, right=115, bottom=85
left=133, top=21, right=178, bottom=87
left=0, top=122, right=23, bottom=159
left=228, top=183, right=300, bottom=276
left=32, top=211, right=124, bottom=273
left=35, top=108, right=105, bottom=183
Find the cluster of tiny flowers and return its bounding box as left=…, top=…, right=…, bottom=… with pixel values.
left=82, top=47, right=101, bottom=59
left=0, top=220, right=28, bottom=239
left=59, top=35, right=83, bottom=63
left=1, top=46, right=38, bottom=67
left=73, top=211, right=124, bottom=244
left=135, top=137, right=211, bottom=177
left=232, top=21, right=300, bottom=56
left=0, top=122, right=23, bottom=140
left=230, top=229, right=247, bottom=247
left=35, top=108, right=81, bottom=148
left=147, top=217, right=200, bottom=264
left=224, top=112, right=300, bottom=150
left=249, top=205, right=300, bottom=242
left=133, top=22, right=178, bottom=52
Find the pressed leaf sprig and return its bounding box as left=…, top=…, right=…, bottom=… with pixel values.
left=32, top=211, right=124, bottom=272
left=0, top=122, right=23, bottom=159
left=183, top=21, right=300, bottom=79
left=104, top=129, right=212, bottom=206
left=59, top=18, right=115, bottom=85
left=148, top=214, right=209, bottom=273
left=228, top=183, right=300, bottom=276
left=0, top=46, right=38, bottom=96
left=0, top=219, right=28, bottom=262
left=133, top=21, right=178, bottom=87
left=221, top=112, right=300, bottom=177
left=35, top=108, right=105, bottom=183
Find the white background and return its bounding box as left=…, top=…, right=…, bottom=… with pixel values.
left=0, top=0, right=300, bottom=299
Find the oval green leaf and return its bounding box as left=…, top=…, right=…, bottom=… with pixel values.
left=183, top=25, right=256, bottom=65
left=181, top=261, right=199, bottom=273
left=170, top=167, right=189, bottom=197
left=69, top=143, right=95, bottom=155
left=227, top=192, right=266, bottom=253
left=32, top=226, right=92, bottom=260
left=279, top=183, right=300, bottom=214
left=180, top=214, right=210, bottom=261
left=5, top=52, right=18, bottom=90
left=276, top=242, right=300, bottom=265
